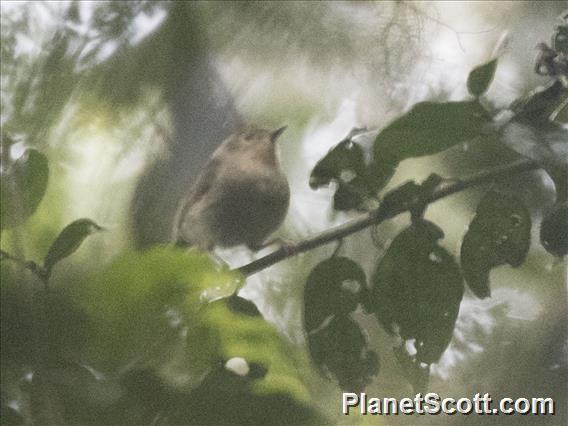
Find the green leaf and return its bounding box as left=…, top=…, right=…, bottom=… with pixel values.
left=75, top=247, right=239, bottom=373
left=75, top=247, right=309, bottom=404
left=303, top=257, right=367, bottom=333
left=44, top=219, right=105, bottom=274
left=467, top=58, right=498, bottom=96
left=202, top=297, right=310, bottom=402
left=460, top=192, right=531, bottom=298
left=371, top=221, right=463, bottom=364
left=0, top=149, right=49, bottom=229
left=372, top=101, right=488, bottom=190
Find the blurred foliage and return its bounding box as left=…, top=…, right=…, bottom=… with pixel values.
left=0, top=148, right=48, bottom=229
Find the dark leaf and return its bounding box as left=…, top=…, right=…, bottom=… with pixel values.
left=511, top=80, right=568, bottom=125
left=307, top=315, right=379, bottom=392
left=552, top=20, right=568, bottom=54
left=332, top=179, right=370, bottom=212
left=31, top=363, right=123, bottom=425
left=44, top=219, right=104, bottom=274
left=540, top=202, right=568, bottom=257
left=303, top=257, right=367, bottom=333
left=1, top=264, right=35, bottom=366
left=394, top=345, right=430, bottom=395
left=0, top=149, right=48, bottom=229
left=378, top=174, right=443, bottom=216
left=371, top=221, right=463, bottom=364
left=310, top=138, right=376, bottom=211
left=379, top=181, right=422, bottom=213
left=227, top=294, right=262, bottom=317
left=467, top=58, right=498, bottom=96
left=304, top=257, right=376, bottom=390
left=310, top=140, right=365, bottom=189
left=170, top=365, right=323, bottom=425
left=460, top=192, right=531, bottom=298
left=372, top=101, right=488, bottom=190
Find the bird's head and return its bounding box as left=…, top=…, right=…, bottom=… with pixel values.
left=238, top=125, right=287, bottom=146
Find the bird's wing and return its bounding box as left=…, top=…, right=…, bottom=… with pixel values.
left=173, top=156, right=222, bottom=244
left=187, top=156, right=222, bottom=204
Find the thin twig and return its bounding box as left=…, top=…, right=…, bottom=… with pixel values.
left=236, top=159, right=541, bottom=277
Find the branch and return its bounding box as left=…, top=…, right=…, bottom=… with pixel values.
left=236, top=159, right=541, bottom=276
left=0, top=249, right=47, bottom=284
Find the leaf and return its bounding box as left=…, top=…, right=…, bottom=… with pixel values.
left=460, top=192, right=531, bottom=298
left=75, top=248, right=239, bottom=373
left=310, top=139, right=375, bottom=211
left=307, top=316, right=379, bottom=392
left=393, top=345, right=430, bottom=395
left=202, top=297, right=310, bottom=402
left=44, top=219, right=105, bottom=274
left=227, top=294, right=262, bottom=317
left=467, top=58, right=498, bottom=96
left=372, top=101, right=488, bottom=190
left=552, top=19, right=568, bottom=54
left=75, top=247, right=310, bottom=405
left=310, top=140, right=366, bottom=189
left=511, top=80, right=568, bottom=125
left=0, top=149, right=49, bottom=229
left=303, top=257, right=367, bottom=333
left=540, top=202, right=568, bottom=258
left=303, top=257, right=377, bottom=390
left=370, top=221, right=463, bottom=364
left=378, top=174, right=443, bottom=216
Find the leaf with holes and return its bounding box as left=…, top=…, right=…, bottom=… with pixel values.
left=370, top=221, right=463, bottom=364
left=310, top=139, right=375, bottom=211
left=304, top=257, right=377, bottom=390
left=303, top=257, right=367, bottom=333
left=467, top=58, right=498, bottom=96
left=44, top=219, right=105, bottom=275
left=461, top=191, right=531, bottom=298
left=0, top=149, right=49, bottom=229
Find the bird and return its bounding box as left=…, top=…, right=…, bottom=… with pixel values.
left=174, top=125, right=290, bottom=251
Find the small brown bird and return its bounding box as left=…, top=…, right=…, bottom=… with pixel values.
left=174, top=126, right=290, bottom=251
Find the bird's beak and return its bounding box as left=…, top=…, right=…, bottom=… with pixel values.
left=271, top=126, right=287, bottom=142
